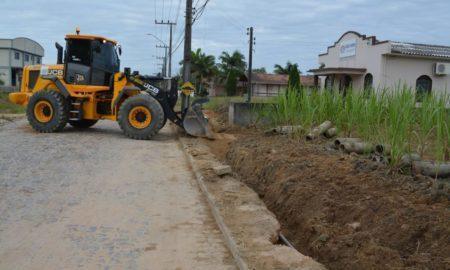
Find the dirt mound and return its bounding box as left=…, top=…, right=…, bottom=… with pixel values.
left=209, top=132, right=449, bottom=270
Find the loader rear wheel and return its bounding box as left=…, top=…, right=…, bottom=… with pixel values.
left=69, top=119, right=98, bottom=128
left=118, top=94, right=164, bottom=140
left=27, top=90, right=68, bottom=133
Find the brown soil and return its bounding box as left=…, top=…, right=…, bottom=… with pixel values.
left=205, top=128, right=450, bottom=270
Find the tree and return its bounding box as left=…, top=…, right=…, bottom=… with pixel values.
left=274, top=61, right=300, bottom=75
left=180, top=48, right=217, bottom=96
left=218, top=50, right=246, bottom=96
left=191, top=48, right=217, bottom=96
left=0, top=78, right=4, bottom=86
left=288, top=65, right=301, bottom=90
left=225, top=70, right=239, bottom=96
left=252, top=67, right=267, bottom=74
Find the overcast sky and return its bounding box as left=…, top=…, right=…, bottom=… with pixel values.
left=1, top=0, right=450, bottom=75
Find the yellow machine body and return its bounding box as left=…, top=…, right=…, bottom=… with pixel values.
left=10, top=64, right=139, bottom=121
left=8, top=31, right=213, bottom=140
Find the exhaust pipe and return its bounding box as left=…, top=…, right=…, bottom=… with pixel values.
left=55, top=42, right=63, bottom=64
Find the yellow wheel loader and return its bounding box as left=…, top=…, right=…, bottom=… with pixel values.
left=9, top=30, right=212, bottom=140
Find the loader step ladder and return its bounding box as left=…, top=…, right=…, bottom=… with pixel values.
left=69, top=100, right=83, bottom=121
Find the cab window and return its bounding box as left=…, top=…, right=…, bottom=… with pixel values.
left=66, top=39, right=91, bottom=66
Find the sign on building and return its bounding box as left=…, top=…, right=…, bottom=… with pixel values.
left=340, top=39, right=357, bottom=58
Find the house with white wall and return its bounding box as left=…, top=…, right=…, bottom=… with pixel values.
left=309, top=31, right=450, bottom=96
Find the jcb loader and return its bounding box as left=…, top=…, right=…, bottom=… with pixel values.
left=9, top=30, right=212, bottom=140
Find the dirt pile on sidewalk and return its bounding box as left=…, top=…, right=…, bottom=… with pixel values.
left=209, top=132, right=449, bottom=270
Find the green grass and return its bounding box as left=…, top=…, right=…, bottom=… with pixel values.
left=0, top=92, right=25, bottom=114
left=255, top=87, right=450, bottom=164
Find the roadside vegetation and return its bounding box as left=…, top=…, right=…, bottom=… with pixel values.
left=257, top=88, right=449, bottom=164
left=184, top=48, right=300, bottom=98
left=0, top=92, right=25, bottom=114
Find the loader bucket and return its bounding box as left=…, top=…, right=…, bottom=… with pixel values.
left=183, top=100, right=214, bottom=139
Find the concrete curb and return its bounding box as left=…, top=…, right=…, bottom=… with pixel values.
left=0, top=113, right=25, bottom=120
left=176, top=132, right=248, bottom=270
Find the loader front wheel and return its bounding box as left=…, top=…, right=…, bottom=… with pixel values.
left=118, top=94, right=164, bottom=140
left=27, top=90, right=68, bottom=133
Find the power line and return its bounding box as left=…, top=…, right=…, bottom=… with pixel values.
left=172, top=34, right=185, bottom=54
left=175, top=0, right=182, bottom=24
left=193, top=0, right=210, bottom=23
left=168, top=0, right=173, bottom=19
left=172, top=0, right=210, bottom=55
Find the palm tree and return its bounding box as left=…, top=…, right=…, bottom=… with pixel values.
left=218, top=51, right=246, bottom=96
left=274, top=61, right=300, bottom=75
left=181, top=48, right=217, bottom=96
left=192, top=48, right=218, bottom=96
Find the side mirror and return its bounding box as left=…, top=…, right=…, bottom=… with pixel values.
left=118, top=45, right=122, bottom=56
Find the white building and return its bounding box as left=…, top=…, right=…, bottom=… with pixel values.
left=0, top=37, right=44, bottom=90
left=310, top=31, right=450, bottom=96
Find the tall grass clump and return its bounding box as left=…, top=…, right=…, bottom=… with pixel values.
left=264, top=89, right=303, bottom=126
left=258, top=85, right=450, bottom=164
left=383, top=88, right=416, bottom=163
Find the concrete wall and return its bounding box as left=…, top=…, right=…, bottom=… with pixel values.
left=0, top=49, right=9, bottom=66
left=0, top=40, right=12, bottom=48
left=383, top=55, right=450, bottom=94
left=11, top=37, right=44, bottom=57
left=0, top=67, right=10, bottom=86
left=228, top=102, right=272, bottom=126
left=10, top=50, right=22, bottom=68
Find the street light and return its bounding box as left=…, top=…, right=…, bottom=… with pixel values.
left=146, top=33, right=167, bottom=47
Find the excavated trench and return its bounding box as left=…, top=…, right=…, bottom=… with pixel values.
left=205, top=129, right=450, bottom=270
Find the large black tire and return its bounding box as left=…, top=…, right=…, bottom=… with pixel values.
left=26, top=90, right=68, bottom=133
left=118, top=94, right=165, bottom=140
left=69, top=119, right=98, bottom=128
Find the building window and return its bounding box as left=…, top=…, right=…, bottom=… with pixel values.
left=37, top=57, right=41, bottom=64
left=31, top=55, right=35, bottom=62
left=364, top=73, right=373, bottom=96
left=14, top=52, right=20, bottom=60
left=25, top=54, right=30, bottom=62
left=416, top=75, right=432, bottom=101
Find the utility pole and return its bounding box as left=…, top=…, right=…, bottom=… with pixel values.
left=246, top=27, right=255, bottom=103
left=155, top=20, right=176, bottom=78
left=156, top=44, right=169, bottom=77
left=155, top=56, right=166, bottom=76
left=181, top=0, right=193, bottom=111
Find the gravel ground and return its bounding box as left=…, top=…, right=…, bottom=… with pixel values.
left=0, top=119, right=236, bottom=270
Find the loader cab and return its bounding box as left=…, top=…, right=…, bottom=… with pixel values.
left=63, top=35, right=121, bottom=86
